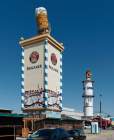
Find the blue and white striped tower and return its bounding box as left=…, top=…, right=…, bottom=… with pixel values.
left=19, top=7, right=64, bottom=117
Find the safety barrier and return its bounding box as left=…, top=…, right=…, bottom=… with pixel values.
left=0, top=125, right=23, bottom=140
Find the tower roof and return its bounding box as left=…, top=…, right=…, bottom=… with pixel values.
left=19, top=34, right=64, bottom=52
left=86, top=70, right=92, bottom=80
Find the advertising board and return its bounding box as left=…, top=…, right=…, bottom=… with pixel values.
left=23, top=42, right=45, bottom=109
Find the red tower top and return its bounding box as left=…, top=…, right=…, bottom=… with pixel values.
left=86, top=70, right=92, bottom=80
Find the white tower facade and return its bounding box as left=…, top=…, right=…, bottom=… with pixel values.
left=82, top=70, right=94, bottom=117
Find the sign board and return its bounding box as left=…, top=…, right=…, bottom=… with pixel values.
left=23, top=42, right=45, bottom=109
left=45, top=111, right=61, bottom=118
left=46, top=44, right=61, bottom=110
left=22, top=41, right=62, bottom=112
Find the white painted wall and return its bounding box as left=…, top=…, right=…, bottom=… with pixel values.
left=83, top=81, right=94, bottom=116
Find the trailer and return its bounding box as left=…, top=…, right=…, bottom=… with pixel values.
left=92, top=116, right=111, bottom=129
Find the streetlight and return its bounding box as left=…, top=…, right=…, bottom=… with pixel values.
left=99, top=94, right=102, bottom=132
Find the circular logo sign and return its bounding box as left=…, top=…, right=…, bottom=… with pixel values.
left=29, top=51, right=39, bottom=64
left=51, top=53, right=57, bottom=65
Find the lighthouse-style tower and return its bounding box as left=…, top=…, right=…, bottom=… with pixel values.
left=19, top=7, right=63, bottom=118
left=82, top=70, right=94, bottom=117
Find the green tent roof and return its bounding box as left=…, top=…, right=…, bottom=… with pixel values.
left=0, top=113, right=25, bottom=117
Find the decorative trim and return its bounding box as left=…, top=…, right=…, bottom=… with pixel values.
left=45, top=69, right=48, bottom=74
left=59, top=52, right=62, bottom=110
left=21, top=66, right=24, bottom=72
left=21, top=81, right=24, bottom=86
left=60, top=84, right=62, bottom=89
left=44, top=81, right=48, bottom=85
left=59, top=53, right=62, bottom=111
left=59, top=103, right=62, bottom=109
left=45, top=72, right=48, bottom=77
left=21, top=88, right=24, bottom=93
left=60, top=72, right=62, bottom=76
left=19, top=34, right=64, bottom=52
left=59, top=92, right=62, bottom=96
left=44, top=92, right=48, bottom=108
left=21, top=74, right=24, bottom=79
left=21, top=96, right=24, bottom=101
left=59, top=96, right=62, bottom=101
left=45, top=64, right=48, bottom=69
left=60, top=75, right=62, bottom=80
left=82, top=95, right=94, bottom=98
left=82, top=80, right=94, bottom=83
left=60, top=68, right=62, bottom=73
left=21, top=48, right=24, bottom=110
left=60, top=54, right=62, bottom=61
left=60, top=64, right=62, bottom=69
left=84, top=105, right=93, bottom=107
left=21, top=104, right=24, bottom=109
left=60, top=82, right=62, bottom=87
left=45, top=77, right=48, bottom=82
left=44, top=40, right=48, bottom=108
left=21, top=99, right=24, bottom=109
left=45, top=56, right=48, bottom=61
left=45, top=52, right=48, bottom=57
left=22, top=59, right=24, bottom=65
left=23, top=108, right=61, bottom=112
left=44, top=85, right=48, bottom=90
left=22, top=50, right=24, bottom=57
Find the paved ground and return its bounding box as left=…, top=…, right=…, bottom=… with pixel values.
left=16, top=137, right=26, bottom=140
left=87, top=130, right=114, bottom=140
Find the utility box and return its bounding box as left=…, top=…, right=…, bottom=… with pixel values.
left=91, top=122, right=99, bottom=134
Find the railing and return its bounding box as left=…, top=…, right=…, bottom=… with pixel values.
left=0, top=125, right=23, bottom=140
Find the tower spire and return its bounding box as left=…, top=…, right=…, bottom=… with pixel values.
left=86, top=70, right=92, bottom=80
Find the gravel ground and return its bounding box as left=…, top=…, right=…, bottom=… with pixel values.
left=87, top=130, right=114, bottom=140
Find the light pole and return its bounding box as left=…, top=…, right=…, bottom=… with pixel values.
left=99, top=94, right=102, bottom=132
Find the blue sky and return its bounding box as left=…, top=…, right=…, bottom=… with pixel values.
left=0, top=0, right=114, bottom=116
